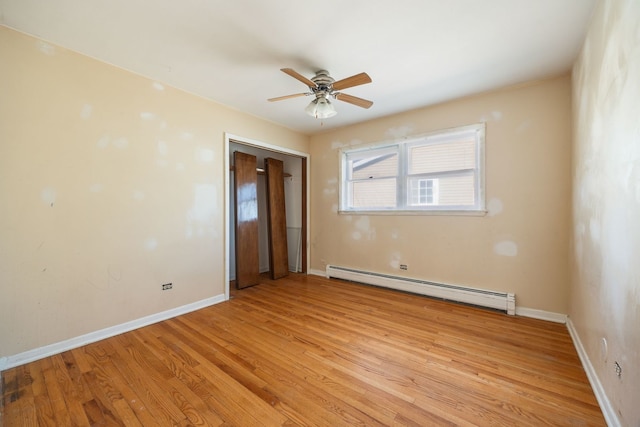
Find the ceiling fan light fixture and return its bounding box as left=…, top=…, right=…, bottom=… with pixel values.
left=271, top=68, right=373, bottom=119
left=305, top=96, right=337, bottom=119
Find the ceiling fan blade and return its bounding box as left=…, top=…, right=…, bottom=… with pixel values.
left=332, top=72, right=372, bottom=91
left=335, top=93, right=374, bottom=109
left=268, top=93, right=309, bottom=102
left=281, top=68, right=317, bottom=88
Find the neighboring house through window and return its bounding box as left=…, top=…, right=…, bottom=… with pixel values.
left=410, top=178, right=439, bottom=206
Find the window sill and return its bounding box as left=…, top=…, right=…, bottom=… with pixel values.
left=338, top=209, right=488, bottom=217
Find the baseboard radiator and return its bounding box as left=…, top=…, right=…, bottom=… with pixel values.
left=326, top=265, right=516, bottom=315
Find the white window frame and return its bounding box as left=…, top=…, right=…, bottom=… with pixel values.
left=339, top=123, right=486, bottom=215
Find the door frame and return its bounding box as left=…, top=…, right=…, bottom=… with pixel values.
left=224, top=133, right=310, bottom=301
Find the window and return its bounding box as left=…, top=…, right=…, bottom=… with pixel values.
left=340, top=123, right=485, bottom=214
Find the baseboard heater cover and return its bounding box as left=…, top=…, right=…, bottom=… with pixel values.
left=326, top=265, right=516, bottom=315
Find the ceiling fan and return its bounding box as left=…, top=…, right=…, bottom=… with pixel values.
left=268, top=68, right=373, bottom=119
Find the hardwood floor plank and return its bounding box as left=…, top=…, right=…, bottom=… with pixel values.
left=111, top=397, right=144, bottom=427
left=1, top=274, right=605, bottom=426
left=109, top=335, right=190, bottom=425
left=129, top=328, right=226, bottom=426
left=69, top=348, right=93, bottom=375
left=25, top=360, right=55, bottom=427
left=82, top=369, right=127, bottom=426
left=33, top=394, right=57, bottom=427
left=50, top=353, right=92, bottom=426
left=161, top=319, right=286, bottom=418
left=97, top=355, right=164, bottom=426
left=41, top=356, right=75, bottom=426
left=193, top=311, right=388, bottom=426
left=59, top=351, right=93, bottom=405
left=82, top=398, right=119, bottom=427
left=153, top=324, right=288, bottom=426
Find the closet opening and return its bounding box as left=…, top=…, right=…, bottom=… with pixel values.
left=224, top=134, right=309, bottom=299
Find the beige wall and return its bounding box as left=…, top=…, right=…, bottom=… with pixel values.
left=571, top=0, right=640, bottom=424
left=310, top=76, right=572, bottom=313
left=0, top=26, right=308, bottom=359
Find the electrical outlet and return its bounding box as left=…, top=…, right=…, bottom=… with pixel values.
left=400, top=264, right=408, bottom=270
left=614, top=361, right=622, bottom=378
left=162, top=283, right=173, bottom=290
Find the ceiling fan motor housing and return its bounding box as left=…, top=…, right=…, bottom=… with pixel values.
left=311, top=70, right=335, bottom=98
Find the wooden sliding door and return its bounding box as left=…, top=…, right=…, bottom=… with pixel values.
left=233, top=151, right=260, bottom=289
left=264, top=157, right=289, bottom=280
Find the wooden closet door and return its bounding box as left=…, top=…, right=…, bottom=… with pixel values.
left=234, top=151, right=260, bottom=289
left=264, top=158, right=289, bottom=280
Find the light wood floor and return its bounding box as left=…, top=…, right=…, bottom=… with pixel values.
left=1, top=274, right=605, bottom=426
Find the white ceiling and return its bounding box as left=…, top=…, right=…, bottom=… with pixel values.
left=0, top=0, right=596, bottom=135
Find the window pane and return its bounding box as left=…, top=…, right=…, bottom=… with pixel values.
left=409, top=138, right=475, bottom=174
left=437, top=174, right=475, bottom=206
left=351, top=178, right=396, bottom=208
left=350, top=151, right=398, bottom=180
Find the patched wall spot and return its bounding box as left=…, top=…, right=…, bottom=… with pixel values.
left=157, top=140, right=168, bottom=156
left=97, top=135, right=110, bottom=149
left=80, top=104, right=93, bottom=120
left=589, top=218, right=601, bottom=243
left=112, top=137, right=129, bottom=149
left=331, top=141, right=346, bottom=150
left=37, top=41, right=55, bottom=56
left=144, top=238, right=158, bottom=251
left=494, top=240, right=518, bottom=257
left=517, top=119, right=532, bottom=133
left=186, top=184, right=218, bottom=235
left=355, top=216, right=370, bottom=232
left=41, top=188, right=56, bottom=205
left=196, top=147, right=214, bottom=162
left=354, top=216, right=376, bottom=240
left=386, top=126, right=413, bottom=139
left=487, top=198, right=504, bottom=216
left=389, top=252, right=402, bottom=269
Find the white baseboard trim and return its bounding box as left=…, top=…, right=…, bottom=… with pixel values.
left=566, top=318, right=620, bottom=427
left=308, top=268, right=326, bottom=277
left=0, top=294, right=226, bottom=372
left=515, top=307, right=567, bottom=323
